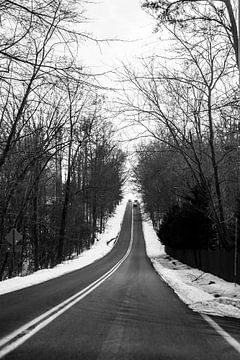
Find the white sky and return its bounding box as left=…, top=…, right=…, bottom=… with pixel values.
left=80, top=0, right=158, bottom=72
left=77, top=1, right=163, bottom=156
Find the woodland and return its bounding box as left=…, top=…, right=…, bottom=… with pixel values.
left=1, top=0, right=240, bottom=281
left=129, top=0, right=240, bottom=255
left=0, top=1, right=125, bottom=280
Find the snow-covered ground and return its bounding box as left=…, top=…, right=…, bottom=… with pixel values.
left=0, top=199, right=127, bottom=296
left=142, top=213, right=240, bottom=319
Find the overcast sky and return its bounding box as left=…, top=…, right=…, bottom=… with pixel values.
left=80, top=0, right=158, bottom=71
left=77, top=0, right=161, bottom=155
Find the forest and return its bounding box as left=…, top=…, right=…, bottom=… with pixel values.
left=1, top=0, right=240, bottom=282
left=127, top=0, right=240, bottom=257
left=0, top=1, right=125, bottom=280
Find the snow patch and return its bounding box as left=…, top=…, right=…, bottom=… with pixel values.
left=0, top=199, right=127, bottom=295
left=142, top=211, right=240, bottom=319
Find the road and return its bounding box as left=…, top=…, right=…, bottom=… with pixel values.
left=0, top=202, right=240, bottom=359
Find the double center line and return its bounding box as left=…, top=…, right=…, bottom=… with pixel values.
left=0, top=206, right=134, bottom=359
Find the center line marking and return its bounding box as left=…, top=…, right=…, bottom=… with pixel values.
left=0, top=205, right=134, bottom=359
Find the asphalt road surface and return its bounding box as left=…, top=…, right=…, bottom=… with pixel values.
left=0, top=202, right=240, bottom=359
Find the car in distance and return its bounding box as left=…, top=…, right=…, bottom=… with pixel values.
left=133, top=199, right=138, bottom=207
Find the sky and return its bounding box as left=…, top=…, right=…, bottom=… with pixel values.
left=75, top=0, right=161, bottom=155
left=80, top=0, right=158, bottom=73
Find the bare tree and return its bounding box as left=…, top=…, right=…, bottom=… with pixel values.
left=56, top=81, right=97, bottom=264
left=118, top=27, right=235, bottom=248
left=142, top=0, right=238, bottom=66
left=0, top=0, right=88, bottom=171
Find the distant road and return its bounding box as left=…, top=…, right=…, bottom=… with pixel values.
left=0, top=202, right=240, bottom=359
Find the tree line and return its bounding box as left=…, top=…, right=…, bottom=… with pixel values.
left=121, top=0, right=240, bottom=251
left=0, top=1, right=126, bottom=280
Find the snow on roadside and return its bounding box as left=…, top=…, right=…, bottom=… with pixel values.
left=0, top=199, right=127, bottom=296
left=141, top=212, right=240, bottom=319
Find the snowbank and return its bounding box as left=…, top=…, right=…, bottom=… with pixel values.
left=142, top=213, right=240, bottom=319
left=0, top=199, right=127, bottom=295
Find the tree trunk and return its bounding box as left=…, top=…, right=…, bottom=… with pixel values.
left=207, top=88, right=228, bottom=248
left=56, top=173, right=71, bottom=265
left=33, top=182, right=39, bottom=272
